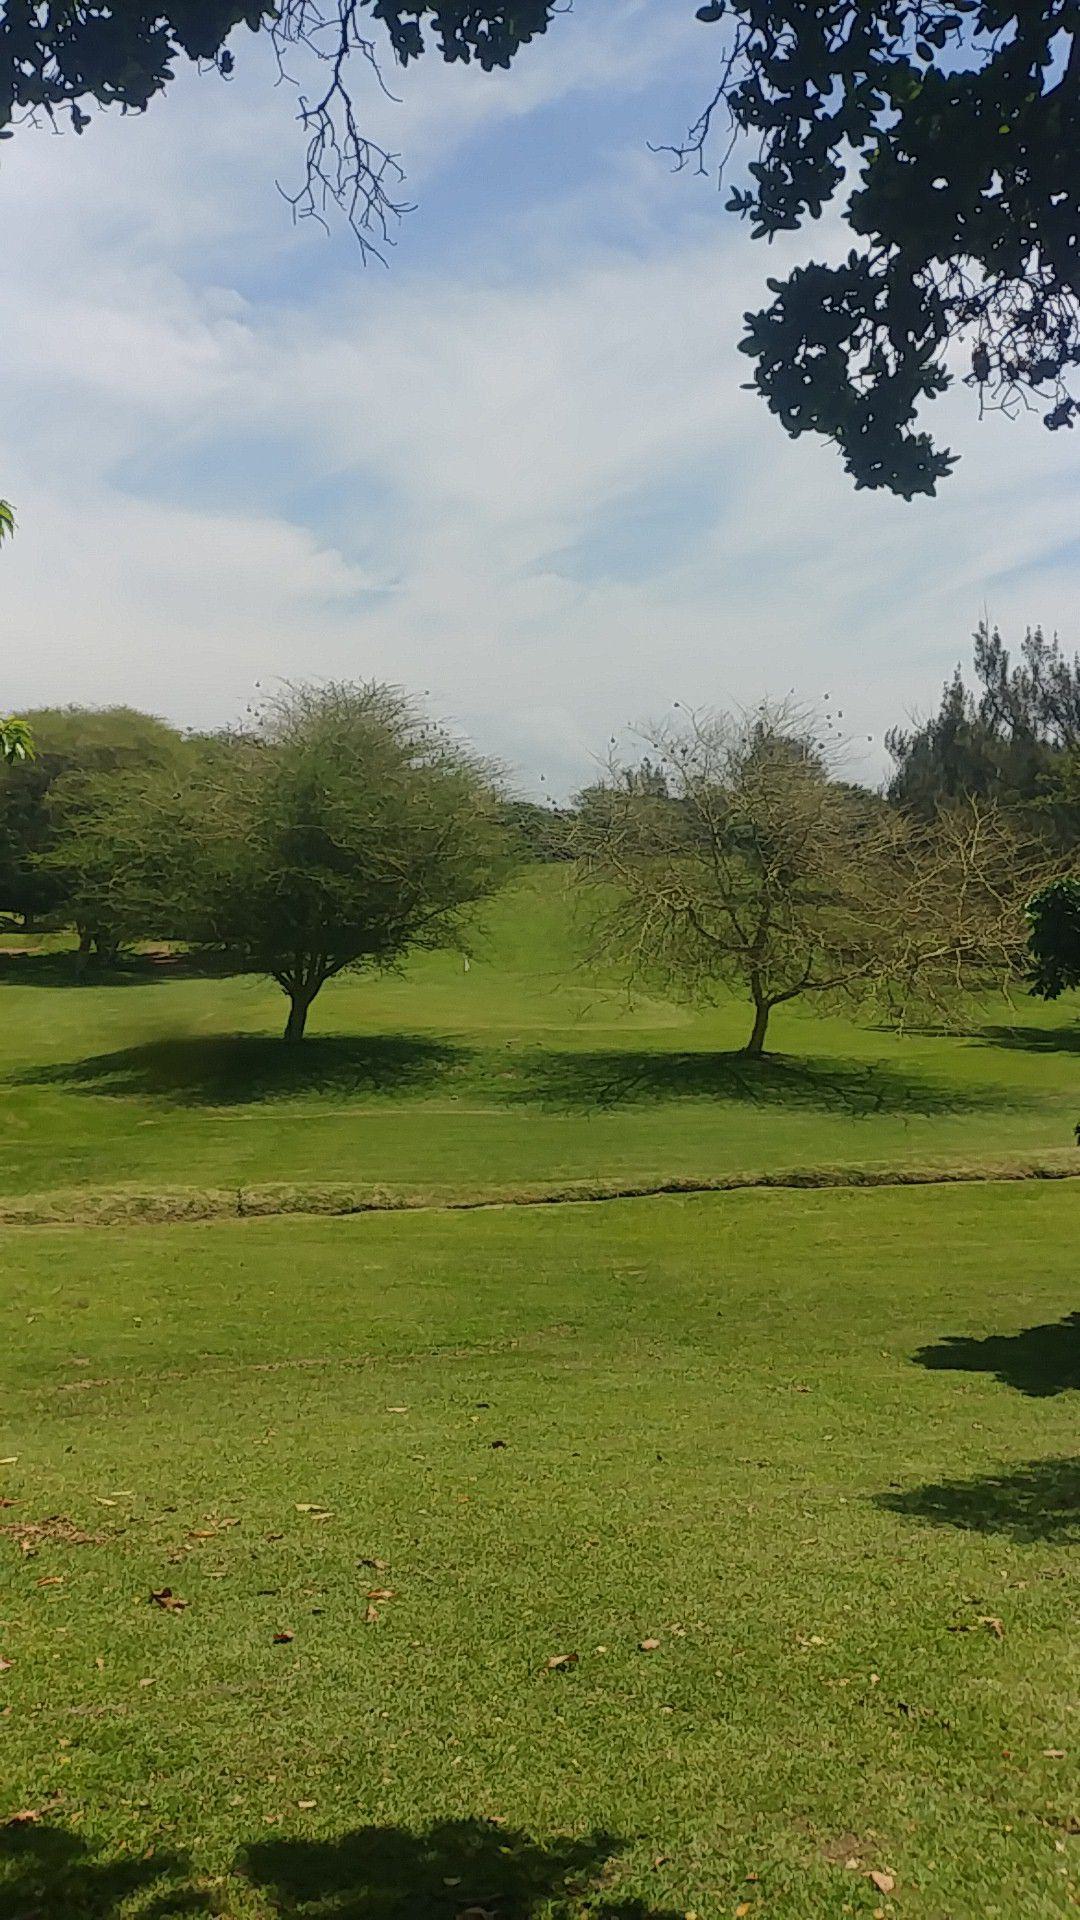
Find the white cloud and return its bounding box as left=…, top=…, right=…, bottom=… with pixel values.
left=0, top=2, right=1076, bottom=796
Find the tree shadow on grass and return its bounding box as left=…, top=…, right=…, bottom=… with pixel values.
left=0, top=948, right=236, bottom=989
left=504, top=1046, right=1019, bottom=1118
left=0, top=1820, right=683, bottom=1920
left=874, top=1458, right=1080, bottom=1545
left=979, top=1021, right=1080, bottom=1055
left=913, top=1313, right=1080, bottom=1397
left=240, top=1818, right=682, bottom=1920
left=17, top=1034, right=469, bottom=1106
left=0, top=1823, right=204, bottom=1918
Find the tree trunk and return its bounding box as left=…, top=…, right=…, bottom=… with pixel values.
left=283, top=992, right=313, bottom=1042
left=745, top=998, right=772, bottom=1056
left=75, top=924, right=93, bottom=981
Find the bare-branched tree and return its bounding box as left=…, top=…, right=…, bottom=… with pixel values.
left=574, top=705, right=1051, bottom=1055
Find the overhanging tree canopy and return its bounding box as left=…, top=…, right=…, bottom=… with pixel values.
left=1, top=3, right=1074, bottom=496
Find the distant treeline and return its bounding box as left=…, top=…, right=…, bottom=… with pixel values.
left=1, top=623, right=1078, bottom=1044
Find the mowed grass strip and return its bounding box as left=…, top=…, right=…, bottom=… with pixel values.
left=1, top=1184, right=1078, bottom=1918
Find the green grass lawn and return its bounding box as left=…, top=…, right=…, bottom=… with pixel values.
left=2, top=870, right=1078, bottom=1916
left=1, top=870, right=1078, bottom=1203
left=2, top=1189, right=1078, bottom=1918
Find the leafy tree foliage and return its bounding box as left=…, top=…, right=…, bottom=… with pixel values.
left=54, top=681, right=509, bottom=1039
left=887, top=621, right=1080, bottom=826
left=2, top=5, right=1074, bottom=490
left=574, top=704, right=1048, bottom=1054
left=0, top=717, right=34, bottom=766
left=691, top=0, right=1080, bottom=495
left=1027, top=875, right=1080, bottom=998
left=0, top=705, right=185, bottom=936
left=499, top=797, right=574, bottom=863
left=0, top=502, right=32, bottom=766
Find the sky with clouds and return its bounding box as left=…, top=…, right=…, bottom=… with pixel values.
left=1, top=0, right=1077, bottom=797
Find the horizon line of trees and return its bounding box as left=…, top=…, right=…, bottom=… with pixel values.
left=1, top=626, right=1078, bottom=1048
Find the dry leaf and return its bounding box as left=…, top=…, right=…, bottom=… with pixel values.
left=1043, top=1747, right=1067, bottom=1759
left=364, top=1604, right=380, bottom=1624
left=294, top=1504, right=331, bottom=1515
left=543, top=1652, right=579, bottom=1671
left=359, top=1557, right=388, bottom=1572
left=868, top=1870, right=895, bottom=1894
left=0, top=1458, right=18, bottom=1466
left=386, top=1406, right=409, bottom=1414
left=639, top=1638, right=661, bottom=1652
left=978, top=1615, right=1005, bottom=1639
left=736, top=1904, right=752, bottom=1916
left=7, top=1808, right=41, bottom=1825
left=365, top=1588, right=396, bottom=1602
left=272, top=1630, right=295, bottom=1644
left=297, top=1799, right=317, bottom=1810
left=0, top=1658, right=12, bottom=1674
left=138, top=1677, right=156, bottom=1688
left=36, top=1576, right=63, bottom=1589
left=149, top=1588, right=188, bottom=1613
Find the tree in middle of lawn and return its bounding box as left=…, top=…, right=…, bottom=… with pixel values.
left=53, top=681, right=510, bottom=1040
left=573, top=704, right=1049, bottom=1055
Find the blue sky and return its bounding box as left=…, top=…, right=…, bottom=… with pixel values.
left=1, top=0, right=1077, bottom=796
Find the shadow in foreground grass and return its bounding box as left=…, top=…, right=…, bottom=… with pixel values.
left=875, top=1458, right=1080, bottom=1545
left=913, top=1312, right=1080, bottom=1397
left=241, top=1820, right=681, bottom=1920
left=0, top=1822, right=203, bottom=1918
left=506, top=1046, right=1018, bottom=1118
left=18, top=1034, right=467, bottom=1106
left=0, top=1820, right=682, bottom=1920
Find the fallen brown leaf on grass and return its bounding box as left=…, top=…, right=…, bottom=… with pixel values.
left=868, top=1869, right=895, bottom=1893
left=2, top=1517, right=105, bottom=1553
left=1043, top=1747, right=1067, bottom=1759
left=295, top=1504, right=332, bottom=1516
left=149, top=1588, right=188, bottom=1613
left=6, top=1809, right=41, bottom=1825
left=272, top=1630, right=295, bottom=1644
left=543, top=1652, right=579, bottom=1671
left=365, top=1588, right=395, bottom=1602
left=949, top=1615, right=1005, bottom=1639
left=735, top=1904, right=753, bottom=1916
left=639, top=1638, right=661, bottom=1652
left=297, top=1799, right=317, bottom=1810
left=35, top=1575, right=63, bottom=1589
left=358, top=1557, right=389, bottom=1572
left=0, top=1657, right=12, bottom=1674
